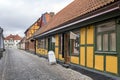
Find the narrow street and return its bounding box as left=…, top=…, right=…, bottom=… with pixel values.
left=0, top=48, right=92, bottom=80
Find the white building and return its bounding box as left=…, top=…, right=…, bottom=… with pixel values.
left=4, top=34, right=22, bottom=48
left=18, top=37, right=26, bottom=50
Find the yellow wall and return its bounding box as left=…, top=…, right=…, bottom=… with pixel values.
left=95, top=55, right=104, bottom=71
left=55, top=34, right=59, bottom=59
left=87, top=26, right=94, bottom=44
left=55, top=47, right=59, bottom=59
left=106, top=56, right=118, bottom=74
left=80, top=47, right=85, bottom=66
left=86, top=47, right=93, bottom=68
left=34, top=25, right=39, bottom=29
left=59, top=54, right=64, bottom=61
left=55, top=35, right=59, bottom=46
left=26, top=23, right=39, bottom=39
left=71, top=56, right=79, bottom=64
left=80, top=28, right=85, bottom=45
left=35, top=24, right=119, bottom=76
left=36, top=48, right=48, bottom=56
left=80, top=26, right=94, bottom=67
left=36, top=40, right=48, bottom=56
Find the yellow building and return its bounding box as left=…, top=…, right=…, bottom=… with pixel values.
left=24, top=12, right=54, bottom=53
left=33, top=0, right=120, bottom=79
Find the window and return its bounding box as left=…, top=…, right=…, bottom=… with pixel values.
left=37, top=39, right=41, bottom=48
left=96, top=20, right=116, bottom=52
left=97, top=35, right=101, bottom=51
left=45, top=38, right=48, bottom=49
left=41, top=39, right=45, bottom=48
left=9, top=38, right=13, bottom=42
left=70, top=30, right=80, bottom=56
left=38, top=38, right=48, bottom=49
left=97, top=21, right=115, bottom=32
left=38, top=39, right=43, bottom=48
left=103, top=34, right=108, bottom=51
left=110, top=33, right=116, bottom=51
left=59, top=34, right=63, bottom=54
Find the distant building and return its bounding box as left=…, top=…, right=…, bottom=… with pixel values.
left=4, top=34, right=22, bottom=48
left=18, top=37, right=26, bottom=50
left=24, top=12, right=54, bottom=53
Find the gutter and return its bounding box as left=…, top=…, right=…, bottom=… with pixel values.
left=35, top=5, right=120, bottom=38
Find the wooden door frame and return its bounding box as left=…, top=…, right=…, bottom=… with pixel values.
left=63, top=32, right=70, bottom=63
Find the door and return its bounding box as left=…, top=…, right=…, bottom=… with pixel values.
left=64, top=33, right=70, bottom=63
left=48, top=37, right=51, bottom=51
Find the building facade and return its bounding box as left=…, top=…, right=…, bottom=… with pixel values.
left=33, top=0, right=120, bottom=79
left=18, top=37, right=26, bottom=50
left=24, top=12, right=54, bottom=53
left=0, top=27, right=4, bottom=58
left=4, top=34, right=22, bottom=48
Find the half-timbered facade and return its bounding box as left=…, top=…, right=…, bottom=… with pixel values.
left=24, top=12, right=54, bottom=53
left=33, top=0, right=120, bottom=79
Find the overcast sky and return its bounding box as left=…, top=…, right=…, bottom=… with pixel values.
left=0, top=0, right=73, bottom=37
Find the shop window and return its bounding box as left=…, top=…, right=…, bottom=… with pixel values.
left=96, top=20, right=116, bottom=52
left=37, top=39, right=45, bottom=49
left=70, top=30, right=80, bottom=56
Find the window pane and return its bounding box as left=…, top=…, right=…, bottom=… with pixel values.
left=97, top=35, right=101, bottom=51
left=103, top=34, right=108, bottom=51
left=42, top=39, right=45, bottom=49
left=110, top=33, right=116, bottom=51
left=70, top=30, right=79, bottom=56
left=97, top=21, right=115, bottom=33
left=45, top=38, right=48, bottom=49
left=38, top=39, right=40, bottom=48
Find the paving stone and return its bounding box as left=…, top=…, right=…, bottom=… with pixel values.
left=0, top=48, right=93, bottom=80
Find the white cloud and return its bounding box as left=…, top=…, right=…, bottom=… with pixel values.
left=0, top=0, right=74, bottom=37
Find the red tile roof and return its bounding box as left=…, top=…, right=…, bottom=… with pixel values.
left=34, top=0, right=118, bottom=36
left=5, top=34, right=22, bottom=40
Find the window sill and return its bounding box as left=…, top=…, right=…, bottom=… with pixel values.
left=95, top=51, right=117, bottom=55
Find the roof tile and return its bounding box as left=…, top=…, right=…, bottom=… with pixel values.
left=5, top=34, right=22, bottom=40
left=35, top=0, right=118, bottom=36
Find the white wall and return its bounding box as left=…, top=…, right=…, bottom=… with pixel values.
left=4, top=40, right=21, bottom=48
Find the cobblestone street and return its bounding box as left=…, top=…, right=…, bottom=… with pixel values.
left=0, top=48, right=92, bottom=80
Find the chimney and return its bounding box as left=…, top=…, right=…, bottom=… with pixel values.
left=49, top=12, right=55, bottom=17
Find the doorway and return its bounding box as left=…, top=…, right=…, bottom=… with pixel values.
left=63, top=33, right=70, bottom=63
